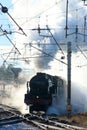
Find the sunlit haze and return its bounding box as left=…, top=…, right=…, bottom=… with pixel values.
left=0, top=0, right=87, bottom=114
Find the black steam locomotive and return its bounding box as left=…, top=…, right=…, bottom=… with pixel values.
left=24, top=72, right=64, bottom=113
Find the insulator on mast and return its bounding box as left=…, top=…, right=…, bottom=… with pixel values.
left=1, top=6, right=8, bottom=13
left=38, top=24, right=41, bottom=34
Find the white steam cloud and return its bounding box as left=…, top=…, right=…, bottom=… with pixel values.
left=3, top=0, right=87, bottom=114
left=10, top=0, right=87, bottom=69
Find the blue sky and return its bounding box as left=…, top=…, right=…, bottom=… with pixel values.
left=0, top=0, right=14, bottom=46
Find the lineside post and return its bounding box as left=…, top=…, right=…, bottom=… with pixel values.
left=67, top=42, right=72, bottom=118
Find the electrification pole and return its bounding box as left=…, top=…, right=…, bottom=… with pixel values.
left=82, top=0, right=87, bottom=5
left=65, top=0, right=72, bottom=117
left=65, top=0, right=68, bottom=38
left=67, top=42, right=72, bottom=118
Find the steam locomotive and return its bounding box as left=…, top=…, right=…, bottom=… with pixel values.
left=24, top=72, right=65, bottom=113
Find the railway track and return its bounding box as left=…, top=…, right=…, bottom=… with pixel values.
left=0, top=104, right=86, bottom=130
left=23, top=113, right=87, bottom=130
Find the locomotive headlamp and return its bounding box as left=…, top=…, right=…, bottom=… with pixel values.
left=36, top=96, right=39, bottom=99
left=1, top=6, right=8, bottom=13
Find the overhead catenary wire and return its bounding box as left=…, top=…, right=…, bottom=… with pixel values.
left=20, top=0, right=85, bottom=27
left=0, top=0, right=85, bottom=30
left=0, top=1, right=85, bottom=33
left=0, top=26, right=21, bottom=55
left=0, top=0, right=87, bottom=69
left=1, top=46, right=15, bottom=65
left=0, top=29, right=25, bottom=36
left=0, top=3, right=27, bottom=36
left=8, top=0, right=23, bottom=9
left=30, top=43, right=67, bottom=65
left=7, top=12, right=27, bottom=36
left=76, top=63, right=87, bottom=68
left=32, top=24, right=65, bottom=55
left=20, top=0, right=65, bottom=26
left=76, top=45, right=87, bottom=60
left=0, top=54, right=8, bottom=66
left=46, top=25, right=65, bottom=55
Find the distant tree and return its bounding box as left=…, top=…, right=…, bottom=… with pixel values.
left=11, top=67, right=22, bottom=79
left=0, top=64, right=24, bottom=87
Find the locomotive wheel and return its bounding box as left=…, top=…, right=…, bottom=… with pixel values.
left=29, top=105, right=46, bottom=113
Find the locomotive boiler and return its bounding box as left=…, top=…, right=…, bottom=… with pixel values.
left=24, top=72, right=65, bottom=113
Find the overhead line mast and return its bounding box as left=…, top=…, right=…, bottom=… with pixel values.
left=82, top=0, right=87, bottom=5
left=67, top=42, right=72, bottom=118
left=65, top=0, right=72, bottom=117
left=65, top=0, right=68, bottom=38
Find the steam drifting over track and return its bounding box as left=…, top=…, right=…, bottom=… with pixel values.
left=0, top=104, right=86, bottom=130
